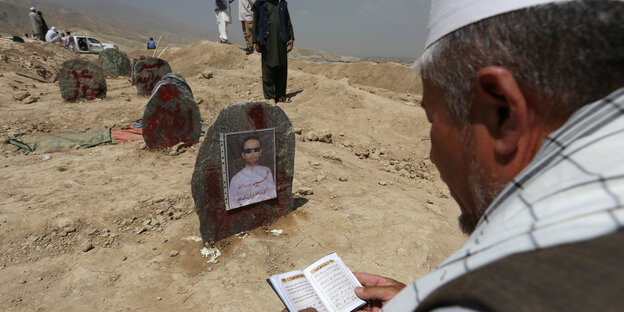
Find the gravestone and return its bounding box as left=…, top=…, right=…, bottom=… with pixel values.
left=134, top=56, right=172, bottom=96
left=142, top=73, right=201, bottom=149
left=191, top=102, right=296, bottom=242
left=130, top=55, right=146, bottom=86
left=58, top=59, right=107, bottom=102
left=98, top=48, right=132, bottom=77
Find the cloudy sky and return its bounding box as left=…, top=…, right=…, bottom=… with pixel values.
left=113, top=0, right=431, bottom=59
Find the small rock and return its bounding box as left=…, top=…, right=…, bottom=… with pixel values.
left=122, top=256, right=128, bottom=261
left=196, top=97, right=204, bottom=104
left=82, top=243, right=95, bottom=252
left=318, top=130, right=333, bottom=143
left=143, top=219, right=152, bottom=226
left=201, top=72, right=213, bottom=79
left=38, top=277, right=43, bottom=281
left=378, top=181, right=388, bottom=186
left=293, top=128, right=303, bottom=135
left=170, top=250, right=180, bottom=257
left=23, top=96, right=39, bottom=104
left=338, top=176, right=348, bottom=182
left=156, top=296, right=162, bottom=301
left=13, top=91, right=30, bottom=101
left=297, top=187, right=314, bottom=196
left=314, top=174, right=325, bottom=182
left=305, top=131, right=319, bottom=141
left=320, top=151, right=341, bottom=162
left=19, top=280, right=27, bottom=284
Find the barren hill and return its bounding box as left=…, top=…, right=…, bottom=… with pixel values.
left=0, top=0, right=207, bottom=50
left=0, top=33, right=463, bottom=311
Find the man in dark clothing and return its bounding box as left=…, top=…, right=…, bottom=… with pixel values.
left=252, top=0, right=294, bottom=104
left=37, top=11, right=49, bottom=42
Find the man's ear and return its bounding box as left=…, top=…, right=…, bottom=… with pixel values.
left=473, top=66, right=529, bottom=156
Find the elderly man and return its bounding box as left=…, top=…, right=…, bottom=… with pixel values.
left=228, top=136, right=277, bottom=209
left=346, top=1, right=624, bottom=312
left=28, top=7, right=42, bottom=39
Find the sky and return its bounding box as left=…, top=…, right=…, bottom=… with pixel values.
left=113, top=0, right=431, bottom=59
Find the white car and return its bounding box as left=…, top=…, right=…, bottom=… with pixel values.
left=69, top=35, right=117, bottom=54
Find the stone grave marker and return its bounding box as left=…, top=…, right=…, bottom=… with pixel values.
left=191, top=102, right=296, bottom=242
left=130, top=55, right=146, bottom=86
left=142, top=73, right=201, bottom=149
left=58, top=59, right=107, bottom=102
left=98, top=48, right=132, bottom=77
left=134, top=56, right=172, bottom=96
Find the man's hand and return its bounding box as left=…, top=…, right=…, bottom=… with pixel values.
left=287, top=40, right=294, bottom=53
left=255, top=43, right=261, bottom=53
left=353, top=272, right=406, bottom=312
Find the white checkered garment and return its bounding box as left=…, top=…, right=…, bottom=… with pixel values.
left=384, top=87, right=624, bottom=311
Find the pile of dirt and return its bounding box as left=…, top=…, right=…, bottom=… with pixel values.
left=291, top=59, right=423, bottom=95
left=129, top=40, right=253, bottom=78
left=0, top=39, right=77, bottom=82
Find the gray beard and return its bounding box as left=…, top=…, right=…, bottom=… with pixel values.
left=458, top=132, right=508, bottom=234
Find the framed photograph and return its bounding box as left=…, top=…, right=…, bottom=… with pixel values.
left=221, top=128, right=277, bottom=210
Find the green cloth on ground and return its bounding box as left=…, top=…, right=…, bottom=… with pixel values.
left=6, top=128, right=114, bottom=154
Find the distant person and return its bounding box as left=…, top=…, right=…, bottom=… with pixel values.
left=253, top=0, right=294, bottom=104
left=37, top=11, right=49, bottom=41
left=45, top=26, right=60, bottom=43
left=28, top=7, right=42, bottom=40
left=228, top=136, right=277, bottom=209
left=215, top=0, right=234, bottom=44
left=61, top=33, right=69, bottom=47
left=239, top=0, right=254, bottom=55
left=147, top=37, right=156, bottom=49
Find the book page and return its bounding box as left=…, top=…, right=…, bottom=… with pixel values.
left=305, top=254, right=366, bottom=312
left=271, top=271, right=329, bottom=312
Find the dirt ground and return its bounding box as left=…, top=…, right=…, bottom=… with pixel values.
left=0, top=39, right=465, bottom=311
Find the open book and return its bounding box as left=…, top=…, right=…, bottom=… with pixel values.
left=267, top=253, right=366, bottom=312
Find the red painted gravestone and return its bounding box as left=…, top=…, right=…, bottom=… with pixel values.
left=142, top=73, right=201, bottom=149
left=191, top=102, right=296, bottom=243
left=58, top=59, right=107, bottom=102
left=133, top=56, right=172, bottom=96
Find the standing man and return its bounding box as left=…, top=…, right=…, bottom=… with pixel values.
left=253, top=0, right=294, bottom=104
left=239, top=0, right=254, bottom=55
left=36, top=11, right=49, bottom=41
left=215, top=0, right=234, bottom=44
left=28, top=7, right=41, bottom=40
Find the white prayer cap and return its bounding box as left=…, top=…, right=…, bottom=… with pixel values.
left=425, top=0, right=572, bottom=49
left=51, top=26, right=57, bottom=32
left=30, top=7, right=35, bottom=11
